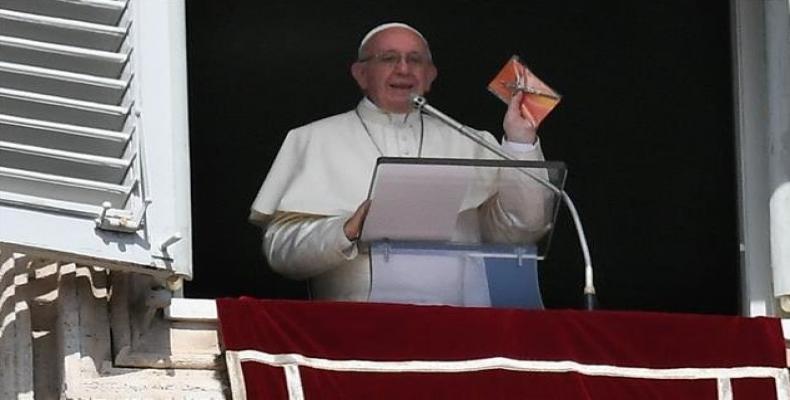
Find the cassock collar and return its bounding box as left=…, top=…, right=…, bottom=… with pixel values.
left=357, top=98, right=421, bottom=128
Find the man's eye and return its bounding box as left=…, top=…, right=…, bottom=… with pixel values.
left=380, top=54, right=399, bottom=63
left=407, top=55, right=425, bottom=65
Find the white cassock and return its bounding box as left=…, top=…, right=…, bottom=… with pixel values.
left=250, top=98, right=549, bottom=306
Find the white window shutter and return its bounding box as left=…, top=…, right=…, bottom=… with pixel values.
left=0, top=0, right=192, bottom=279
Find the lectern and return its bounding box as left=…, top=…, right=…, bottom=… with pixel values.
left=359, top=157, right=566, bottom=309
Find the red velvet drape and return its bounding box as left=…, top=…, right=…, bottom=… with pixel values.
left=217, top=299, right=786, bottom=399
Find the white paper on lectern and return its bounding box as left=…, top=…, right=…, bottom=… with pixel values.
left=361, top=163, right=475, bottom=242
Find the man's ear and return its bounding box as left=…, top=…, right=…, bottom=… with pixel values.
left=424, top=64, right=438, bottom=92
left=351, top=62, right=368, bottom=90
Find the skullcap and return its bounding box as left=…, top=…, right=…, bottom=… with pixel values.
left=357, top=22, right=430, bottom=59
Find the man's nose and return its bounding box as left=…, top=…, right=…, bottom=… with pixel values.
left=394, top=57, right=411, bottom=73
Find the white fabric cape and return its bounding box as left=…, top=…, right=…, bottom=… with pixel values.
left=249, top=107, right=504, bottom=224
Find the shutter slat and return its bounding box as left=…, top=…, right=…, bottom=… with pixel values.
left=0, top=166, right=133, bottom=206
left=0, top=35, right=128, bottom=78
left=0, top=190, right=102, bottom=218
left=0, top=9, right=127, bottom=51
left=0, top=0, right=127, bottom=26
left=0, top=87, right=129, bottom=130
left=0, top=61, right=128, bottom=104
left=0, top=114, right=130, bottom=157
left=0, top=140, right=131, bottom=183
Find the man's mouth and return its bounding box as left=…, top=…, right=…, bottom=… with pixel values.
left=389, top=83, right=415, bottom=91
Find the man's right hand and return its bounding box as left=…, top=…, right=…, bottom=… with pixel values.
left=343, top=200, right=372, bottom=241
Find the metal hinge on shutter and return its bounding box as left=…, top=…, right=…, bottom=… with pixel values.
left=0, top=0, right=143, bottom=233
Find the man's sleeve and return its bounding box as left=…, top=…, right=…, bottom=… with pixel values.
left=478, top=139, right=553, bottom=244
left=262, top=212, right=358, bottom=280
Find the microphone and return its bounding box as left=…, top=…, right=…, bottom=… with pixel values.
left=411, top=93, right=597, bottom=310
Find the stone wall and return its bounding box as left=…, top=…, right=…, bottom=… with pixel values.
left=0, top=250, right=228, bottom=399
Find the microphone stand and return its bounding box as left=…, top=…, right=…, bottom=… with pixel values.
left=411, top=94, right=597, bottom=310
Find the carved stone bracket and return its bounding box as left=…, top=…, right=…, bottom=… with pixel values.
left=0, top=249, right=228, bottom=399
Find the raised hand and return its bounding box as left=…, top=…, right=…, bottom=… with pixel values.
left=503, top=91, right=538, bottom=144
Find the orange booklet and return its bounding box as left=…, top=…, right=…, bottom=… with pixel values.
left=488, top=55, right=561, bottom=126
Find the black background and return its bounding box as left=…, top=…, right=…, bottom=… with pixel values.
left=184, top=1, right=738, bottom=314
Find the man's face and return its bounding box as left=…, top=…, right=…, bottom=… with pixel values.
left=351, top=28, right=437, bottom=113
